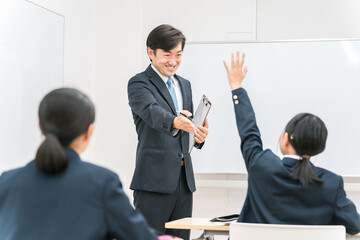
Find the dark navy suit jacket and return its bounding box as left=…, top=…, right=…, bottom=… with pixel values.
left=128, top=65, right=202, bottom=193
left=0, top=148, right=158, bottom=240
left=232, top=87, right=360, bottom=234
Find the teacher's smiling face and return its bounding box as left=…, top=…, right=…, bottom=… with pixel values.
left=148, top=42, right=183, bottom=77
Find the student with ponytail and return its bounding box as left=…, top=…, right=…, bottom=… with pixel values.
left=0, top=88, right=158, bottom=240
left=224, top=52, right=360, bottom=235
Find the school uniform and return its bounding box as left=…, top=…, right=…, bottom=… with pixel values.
left=232, top=87, right=360, bottom=235
left=0, top=147, right=158, bottom=240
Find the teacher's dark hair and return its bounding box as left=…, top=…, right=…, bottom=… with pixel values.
left=35, top=88, right=95, bottom=174
left=285, top=113, right=327, bottom=189
left=146, top=24, right=186, bottom=54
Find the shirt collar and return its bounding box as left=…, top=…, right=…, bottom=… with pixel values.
left=151, top=64, right=174, bottom=85
left=283, top=154, right=302, bottom=160
left=282, top=155, right=315, bottom=170
left=63, top=147, right=81, bottom=162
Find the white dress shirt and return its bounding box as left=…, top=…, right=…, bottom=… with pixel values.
left=151, top=64, right=183, bottom=111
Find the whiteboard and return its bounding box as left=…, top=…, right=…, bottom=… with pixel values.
left=0, top=0, right=64, bottom=173
left=178, top=40, right=360, bottom=176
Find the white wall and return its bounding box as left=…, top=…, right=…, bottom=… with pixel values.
left=257, top=0, right=360, bottom=40
left=27, top=0, right=98, bottom=161
left=92, top=0, right=144, bottom=193
left=28, top=0, right=96, bottom=93
left=0, top=0, right=64, bottom=172
left=141, top=0, right=255, bottom=43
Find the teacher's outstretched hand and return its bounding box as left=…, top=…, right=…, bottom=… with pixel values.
left=223, top=51, right=248, bottom=90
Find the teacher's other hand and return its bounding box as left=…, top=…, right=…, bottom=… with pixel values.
left=194, top=118, right=209, bottom=144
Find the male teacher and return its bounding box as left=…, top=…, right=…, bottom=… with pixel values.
left=127, top=24, right=209, bottom=240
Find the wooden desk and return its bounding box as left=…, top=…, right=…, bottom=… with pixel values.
left=165, top=218, right=228, bottom=240
left=165, top=218, right=360, bottom=240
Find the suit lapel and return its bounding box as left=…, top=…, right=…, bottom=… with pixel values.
left=146, top=65, right=177, bottom=114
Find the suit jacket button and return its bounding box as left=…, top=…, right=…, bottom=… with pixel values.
left=233, top=95, right=238, bottom=100
left=234, top=100, right=239, bottom=104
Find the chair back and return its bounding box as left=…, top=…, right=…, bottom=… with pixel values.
left=229, top=222, right=345, bottom=240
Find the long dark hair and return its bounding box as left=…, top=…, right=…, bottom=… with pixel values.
left=35, top=88, right=95, bottom=174
left=285, top=113, right=327, bottom=189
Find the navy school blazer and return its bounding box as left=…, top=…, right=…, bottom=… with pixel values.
left=0, top=147, right=158, bottom=240
left=232, top=87, right=360, bottom=235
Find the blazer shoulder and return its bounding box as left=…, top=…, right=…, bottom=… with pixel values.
left=0, top=160, right=35, bottom=180
left=314, top=165, right=341, bottom=181
left=0, top=167, right=21, bottom=184
left=0, top=161, right=37, bottom=192
left=129, top=65, right=157, bottom=83
left=311, top=165, right=344, bottom=192
left=76, top=161, right=119, bottom=180
left=249, top=149, right=282, bottom=174
left=176, top=74, right=191, bottom=84
left=128, top=71, right=148, bottom=84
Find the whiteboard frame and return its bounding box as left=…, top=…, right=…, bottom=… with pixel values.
left=187, top=38, right=360, bottom=45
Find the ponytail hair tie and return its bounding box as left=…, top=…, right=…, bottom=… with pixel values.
left=48, top=129, right=59, bottom=138
left=301, top=155, right=311, bottom=160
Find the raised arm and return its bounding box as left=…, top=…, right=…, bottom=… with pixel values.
left=224, top=52, right=263, bottom=170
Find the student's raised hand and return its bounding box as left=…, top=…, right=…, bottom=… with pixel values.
left=223, top=51, right=248, bottom=90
